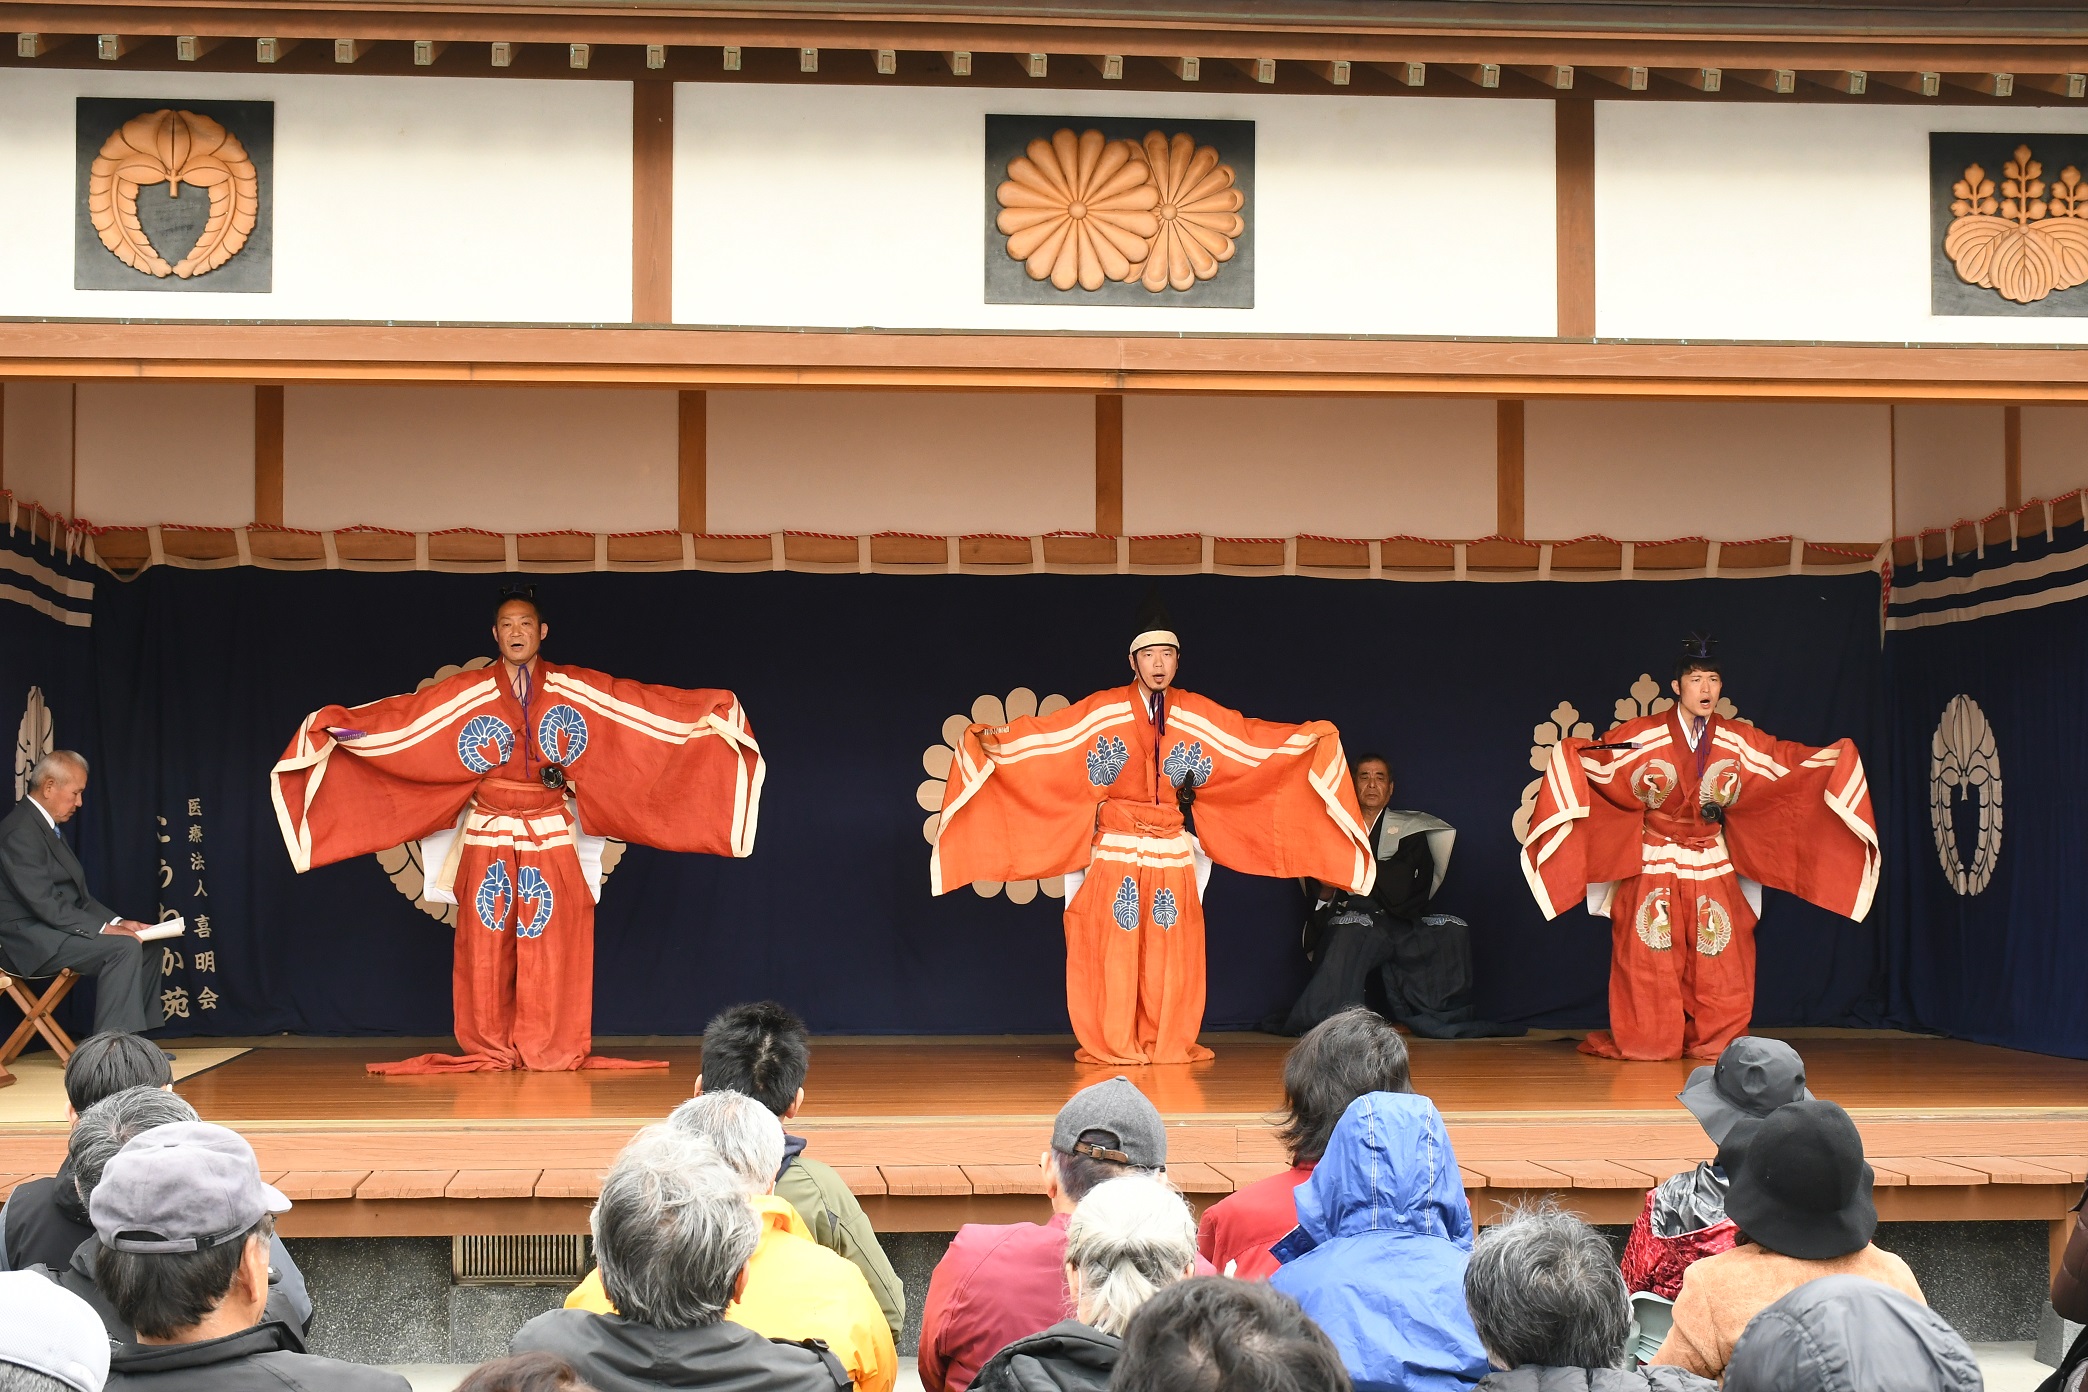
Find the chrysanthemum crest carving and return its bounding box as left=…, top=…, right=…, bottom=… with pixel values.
left=995, top=127, right=1243, bottom=294
left=87, top=109, right=259, bottom=280
left=1944, top=144, right=2088, bottom=304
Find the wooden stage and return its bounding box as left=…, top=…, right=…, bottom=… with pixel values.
left=0, top=1031, right=2082, bottom=1246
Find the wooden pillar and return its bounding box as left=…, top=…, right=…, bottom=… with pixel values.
left=2005, top=404, right=2022, bottom=510
left=1095, top=393, right=1124, bottom=536
left=632, top=82, right=675, bottom=324
left=254, top=385, right=284, bottom=526
left=0, top=383, right=7, bottom=493
left=678, top=389, right=706, bottom=534
left=1497, top=399, right=1526, bottom=540
left=1555, top=98, right=1597, bottom=339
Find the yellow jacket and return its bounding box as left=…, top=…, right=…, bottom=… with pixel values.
left=567, top=1192, right=897, bottom=1392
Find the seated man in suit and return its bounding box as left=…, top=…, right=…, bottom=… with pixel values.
left=0, top=751, right=162, bottom=1036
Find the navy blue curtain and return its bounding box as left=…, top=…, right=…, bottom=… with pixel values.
left=64, top=564, right=1887, bottom=1040
left=1885, top=519, right=2088, bottom=1058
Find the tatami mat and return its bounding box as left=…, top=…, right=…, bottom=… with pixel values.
left=0, top=1047, right=249, bottom=1124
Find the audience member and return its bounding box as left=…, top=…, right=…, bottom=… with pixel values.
left=511, top=1127, right=850, bottom=1392
left=1651, top=1100, right=1924, bottom=1381
left=1723, top=1275, right=1981, bottom=1392
left=1199, top=1009, right=1409, bottom=1280
left=0, top=1269, right=110, bottom=1392
left=93, top=1121, right=407, bottom=1391
left=972, top=1175, right=1197, bottom=1392
left=2047, top=1181, right=2088, bottom=1390
left=1621, top=1037, right=1810, bottom=1300
left=1113, top=1277, right=1352, bottom=1392
left=919, top=1075, right=1208, bottom=1392
left=565, top=1092, right=895, bottom=1392
left=699, top=1001, right=904, bottom=1337
left=1463, top=1203, right=1712, bottom=1392
left=1268, top=1091, right=1488, bottom=1392
left=455, top=1352, right=599, bottom=1392
left=2, top=1033, right=172, bottom=1272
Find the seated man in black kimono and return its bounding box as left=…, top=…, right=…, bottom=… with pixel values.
left=1268, top=755, right=1516, bottom=1039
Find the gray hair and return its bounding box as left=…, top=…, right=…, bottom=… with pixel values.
left=591, top=1126, right=757, bottom=1331
left=1464, top=1202, right=1631, bottom=1372
left=667, top=1091, right=783, bottom=1197
left=28, top=751, right=86, bottom=792
left=70, top=1086, right=199, bottom=1207
left=1066, top=1176, right=1199, bottom=1337
left=0, top=1364, right=78, bottom=1392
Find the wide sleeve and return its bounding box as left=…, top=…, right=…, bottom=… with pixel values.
left=269, top=672, right=502, bottom=873
left=930, top=689, right=1134, bottom=894
left=1164, top=697, right=1377, bottom=892
left=1714, top=728, right=1880, bottom=920
left=1519, top=730, right=1661, bottom=920
left=542, top=668, right=764, bottom=859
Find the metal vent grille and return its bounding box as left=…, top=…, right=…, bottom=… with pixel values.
left=452, top=1234, right=592, bottom=1286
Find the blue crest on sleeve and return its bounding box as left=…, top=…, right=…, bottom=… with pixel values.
left=1111, top=876, right=1140, bottom=931
left=1163, top=740, right=1212, bottom=789
left=537, top=704, right=589, bottom=765
left=474, top=861, right=514, bottom=933
left=457, top=715, right=515, bottom=775
left=1087, top=734, right=1129, bottom=786
left=1153, top=887, right=1179, bottom=928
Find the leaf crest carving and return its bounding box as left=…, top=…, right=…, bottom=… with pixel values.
left=1945, top=142, right=2088, bottom=304
left=87, top=109, right=260, bottom=280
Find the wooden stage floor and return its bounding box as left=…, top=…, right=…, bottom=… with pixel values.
left=1, top=1031, right=2082, bottom=1236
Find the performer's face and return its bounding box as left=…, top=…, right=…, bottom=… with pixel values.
left=493, top=600, right=548, bottom=667
left=1671, top=665, right=1723, bottom=719
left=1354, top=759, right=1392, bottom=817
left=1129, top=644, right=1178, bottom=692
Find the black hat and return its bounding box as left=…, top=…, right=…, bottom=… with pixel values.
left=1724, top=1275, right=1982, bottom=1392
left=1718, top=1100, right=1875, bottom=1261
left=1678, top=1036, right=1814, bottom=1146
left=1129, top=589, right=1179, bottom=656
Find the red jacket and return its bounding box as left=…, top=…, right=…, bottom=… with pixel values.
left=917, top=1213, right=1074, bottom=1392
left=1196, top=1164, right=1315, bottom=1281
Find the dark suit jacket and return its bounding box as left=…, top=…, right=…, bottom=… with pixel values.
left=0, top=798, right=117, bottom=973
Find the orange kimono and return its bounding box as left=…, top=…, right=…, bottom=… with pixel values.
left=272, top=661, right=763, bottom=1073
left=933, top=684, right=1373, bottom=1064
left=1521, top=710, right=1877, bottom=1060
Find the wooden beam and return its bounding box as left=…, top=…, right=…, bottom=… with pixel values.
left=0, top=384, right=6, bottom=493
left=1497, top=399, right=1525, bottom=539
left=2005, top=404, right=2021, bottom=510
left=677, top=389, right=704, bottom=534
left=254, top=385, right=283, bottom=527
left=1555, top=98, right=1596, bottom=339
left=1095, top=393, right=1123, bottom=536
left=632, top=80, right=674, bottom=324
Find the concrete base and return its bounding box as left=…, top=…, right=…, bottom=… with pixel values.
left=2038, top=1304, right=2084, bottom=1368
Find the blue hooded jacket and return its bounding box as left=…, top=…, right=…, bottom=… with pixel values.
left=1268, top=1092, right=1489, bottom=1392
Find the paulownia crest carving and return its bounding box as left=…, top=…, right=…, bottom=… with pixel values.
left=1944, top=144, right=2088, bottom=304
left=87, top=109, right=259, bottom=279
left=995, top=127, right=1243, bottom=294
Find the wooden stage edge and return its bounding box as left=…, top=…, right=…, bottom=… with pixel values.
left=0, top=1031, right=2081, bottom=1243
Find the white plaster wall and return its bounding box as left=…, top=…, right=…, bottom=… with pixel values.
left=283, top=387, right=677, bottom=533
left=674, top=85, right=1556, bottom=336
left=0, top=69, right=631, bottom=321
left=1123, top=396, right=1495, bottom=537
left=1526, top=401, right=1891, bottom=541
left=1597, top=102, right=2088, bottom=345
left=2, top=382, right=75, bottom=516
left=1892, top=404, right=2006, bottom=536
left=73, top=384, right=255, bottom=526
left=706, top=391, right=1092, bottom=535
left=2022, top=406, right=2088, bottom=505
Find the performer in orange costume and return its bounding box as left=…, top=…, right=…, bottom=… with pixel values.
left=932, top=596, right=1375, bottom=1065
left=271, top=590, right=763, bottom=1074
left=1520, top=636, right=1878, bottom=1061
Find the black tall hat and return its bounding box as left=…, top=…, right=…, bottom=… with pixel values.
left=1129, top=589, right=1180, bottom=655
left=1680, top=632, right=1718, bottom=662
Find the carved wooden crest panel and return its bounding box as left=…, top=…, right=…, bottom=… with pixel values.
left=985, top=115, right=1254, bottom=308
left=1931, top=132, right=2088, bottom=318
left=75, top=98, right=274, bottom=293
